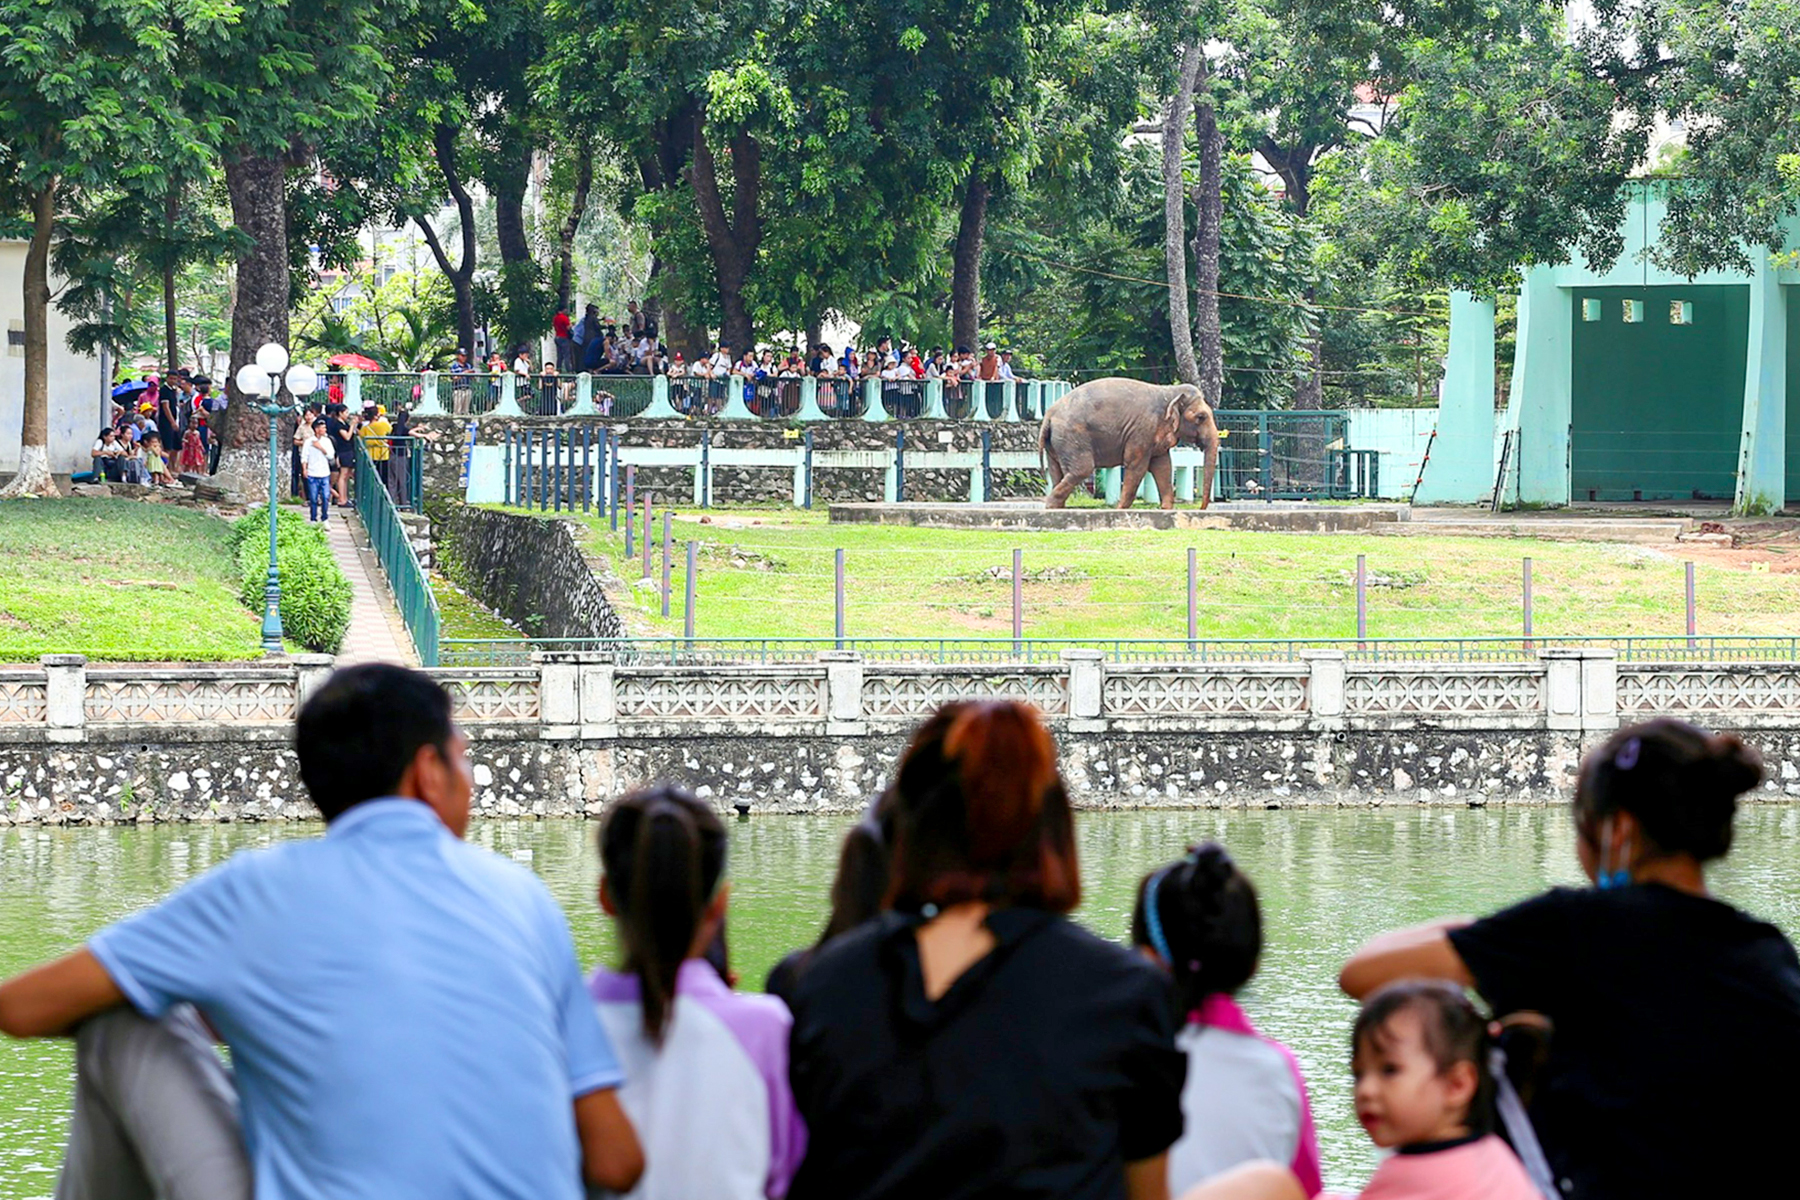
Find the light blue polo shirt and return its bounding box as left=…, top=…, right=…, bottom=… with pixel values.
left=89, top=799, right=623, bottom=1200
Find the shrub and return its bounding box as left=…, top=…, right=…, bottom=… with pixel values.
left=231, top=506, right=352, bottom=654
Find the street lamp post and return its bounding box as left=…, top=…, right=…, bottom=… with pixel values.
left=235, top=344, right=319, bottom=656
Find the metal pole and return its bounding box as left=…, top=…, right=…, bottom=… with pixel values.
left=582, top=425, right=591, bottom=514
left=895, top=425, right=906, bottom=503
left=980, top=427, right=992, bottom=502
left=503, top=430, right=513, bottom=505
left=539, top=430, right=549, bottom=511
left=1355, top=553, right=1368, bottom=644
left=1686, top=560, right=1697, bottom=648
left=1522, top=556, right=1534, bottom=651
left=1012, top=547, right=1023, bottom=657
left=553, top=428, right=563, bottom=513
left=700, top=430, right=711, bottom=509
left=1187, top=546, right=1197, bottom=647
left=803, top=429, right=814, bottom=509
left=661, top=513, right=672, bottom=617
left=625, top=477, right=634, bottom=553
left=261, top=400, right=284, bottom=654
left=684, top=541, right=698, bottom=641
left=642, top=493, right=652, bottom=580
left=626, top=464, right=636, bottom=537
left=609, top=429, right=620, bottom=530
left=835, top=548, right=845, bottom=648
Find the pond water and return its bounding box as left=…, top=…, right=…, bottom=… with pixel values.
left=5, top=806, right=1800, bottom=1196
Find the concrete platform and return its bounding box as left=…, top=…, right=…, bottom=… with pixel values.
left=1403, top=510, right=1694, bottom=544
left=828, top=501, right=1411, bottom=532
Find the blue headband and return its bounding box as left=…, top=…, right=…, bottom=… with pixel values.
left=1142, top=867, right=1175, bottom=964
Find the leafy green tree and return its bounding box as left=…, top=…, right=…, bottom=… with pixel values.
left=0, top=0, right=227, bottom=495
left=200, top=0, right=413, bottom=475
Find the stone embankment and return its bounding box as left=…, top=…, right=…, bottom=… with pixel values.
left=3, top=650, right=1798, bottom=825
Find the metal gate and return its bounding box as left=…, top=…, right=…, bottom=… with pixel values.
left=1212, top=410, right=1376, bottom=501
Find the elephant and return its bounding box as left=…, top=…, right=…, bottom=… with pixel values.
left=1039, top=378, right=1220, bottom=510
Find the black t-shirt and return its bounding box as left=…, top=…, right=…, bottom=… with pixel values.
left=325, top=416, right=351, bottom=461
left=1449, top=885, right=1800, bottom=1200
left=787, top=908, right=1185, bottom=1200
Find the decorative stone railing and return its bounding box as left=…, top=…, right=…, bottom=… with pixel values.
left=5, top=649, right=1800, bottom=744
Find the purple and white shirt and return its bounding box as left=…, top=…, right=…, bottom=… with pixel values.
left=1168, top=993, right=1323, bottom=1197
left=589, top=959, right=807, bottom=1200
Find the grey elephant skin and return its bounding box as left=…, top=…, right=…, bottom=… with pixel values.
left=1038, top=378, right=1220, bottom=509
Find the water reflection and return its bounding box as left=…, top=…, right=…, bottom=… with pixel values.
left=3, top=807, right=1796, bottom=1196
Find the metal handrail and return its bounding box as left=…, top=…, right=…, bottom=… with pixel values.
left=353, top=435, right=441, bottom=665
left=435, top=634, right=1800, bottom=668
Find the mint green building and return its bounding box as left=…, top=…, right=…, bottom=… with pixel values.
left=1417, top=184, right=1797, bottom=514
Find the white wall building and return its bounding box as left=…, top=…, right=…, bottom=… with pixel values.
left=0, top=241, right=107, bottom=479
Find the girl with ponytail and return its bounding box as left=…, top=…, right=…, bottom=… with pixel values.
left=1131, top=844, right=1321, bottom=1197
left=1339, top=719, right=1800, bottom=1200
left=786, top=701, right=1187, bottom=1200
left=590, top=786, right=807, bottom=1199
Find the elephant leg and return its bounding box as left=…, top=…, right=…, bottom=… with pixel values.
left=1046, top=451, right=1092, bottom=509
left=1200, top=430, right=1219, bottom=510
left=1150, top=454, right=1175, bottom=510
left=1116, top=459, right=1150, bottom=510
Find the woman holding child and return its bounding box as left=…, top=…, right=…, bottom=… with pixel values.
left=1339, top=719, right=1800, bottom=1199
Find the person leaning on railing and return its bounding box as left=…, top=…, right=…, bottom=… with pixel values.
left=360, top=405, right=392, bottom=486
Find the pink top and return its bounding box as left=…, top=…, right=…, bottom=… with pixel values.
left=1350, top=1135, right=1542, bottom=1200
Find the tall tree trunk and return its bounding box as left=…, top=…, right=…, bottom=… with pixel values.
left=646, top=259, right=702, bottom=358
left=1162, top=42, right=1203, bottom=386
left=555, top=136, right=594, bottom=313
left=1260, top=135, right=1327, bottom=408
left=951, top=174, right=990, bottom=352
left=689, top=112, right=760, bottom=354
left=210, top=152, right=293, bottom=497
left=163, top=188, right=181, bottom=371
left=1, top=181, right=59, bottom=497
left=1191, top=66, right=1224, bottom=413
left=414, top=124, right=479, bottom=357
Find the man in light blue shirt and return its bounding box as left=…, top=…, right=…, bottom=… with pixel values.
left=0, top=664, right=643, bottom=1200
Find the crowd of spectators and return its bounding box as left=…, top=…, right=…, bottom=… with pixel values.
left=288, top=395, right=413, bottom=518
left=91, top=368, right=220, bottom=486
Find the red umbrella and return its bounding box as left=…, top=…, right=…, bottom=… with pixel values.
left=327, top=353, right=382, bottom=371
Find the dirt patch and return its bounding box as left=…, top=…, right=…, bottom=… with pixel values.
left=1649, top=522, right=1800, bottom=573
left=0, top=611, right=29, bottom=630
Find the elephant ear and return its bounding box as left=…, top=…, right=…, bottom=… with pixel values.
left=1178, top=385, right=1209, bottom=422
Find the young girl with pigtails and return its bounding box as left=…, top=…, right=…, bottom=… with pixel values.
left=1131, top=844, right=1323, bottom=1198
left=589, top=786, right=807, bottom=1199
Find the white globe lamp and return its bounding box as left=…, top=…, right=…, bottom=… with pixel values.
left=235, top=363, right=271, bottom=397
left=285, top=364, right=319, bottom=397
left=255, top=342, right=290, bottom=375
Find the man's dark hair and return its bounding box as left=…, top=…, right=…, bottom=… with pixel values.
left=295, top=665, right=454, bottom=821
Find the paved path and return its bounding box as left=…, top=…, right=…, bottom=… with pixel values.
left=323, top=511, right=417, bottom=666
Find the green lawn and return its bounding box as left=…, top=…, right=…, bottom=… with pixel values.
left=572, top=506, right=1800, bottom=643
left=0, top=498, right=264, bottom=662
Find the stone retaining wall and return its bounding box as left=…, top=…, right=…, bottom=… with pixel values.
left=4, top=651, right=1799, bottom=824
left=433, top=506, right=622, bottom=641
left=411, top=417, right=1047, bottom=505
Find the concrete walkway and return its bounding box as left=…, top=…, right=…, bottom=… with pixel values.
left=323, top=510, right=417, bottom=666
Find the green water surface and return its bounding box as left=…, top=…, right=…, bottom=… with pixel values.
left=4, top=807, right=1798, bottom=1196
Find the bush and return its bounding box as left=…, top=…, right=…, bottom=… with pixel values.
left=231, top=506, right=352, bottom=654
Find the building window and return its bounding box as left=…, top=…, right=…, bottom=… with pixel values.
left=1669, top=300, right=1694, bottom=325
left=1622, top=299, right=1645, bottom=324
left=6, top=322, right=21, bottom=358
left=1581, top=298, right=1603, bottom=322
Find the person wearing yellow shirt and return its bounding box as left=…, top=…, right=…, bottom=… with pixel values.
left=360, top=404, right=393, bottom=486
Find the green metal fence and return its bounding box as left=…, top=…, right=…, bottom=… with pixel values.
left=353, top=435, right=441, bottom=665
left=436, top=634, right=1800, bottom=667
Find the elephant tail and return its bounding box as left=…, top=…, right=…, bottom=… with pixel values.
left=1038, top=417, right=1062, bottom=478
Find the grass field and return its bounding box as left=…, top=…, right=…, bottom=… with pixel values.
left=574, top=507, right=1800, bottom=643
left=431, top=573, right=521, bottom=639
left=0, top=499, right=264, bottom=662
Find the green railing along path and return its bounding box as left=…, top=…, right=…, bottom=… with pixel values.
left=353, top=435, right=440, bottom=665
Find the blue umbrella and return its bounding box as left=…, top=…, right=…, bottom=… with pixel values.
left=111, top=380, right=151, bottom=399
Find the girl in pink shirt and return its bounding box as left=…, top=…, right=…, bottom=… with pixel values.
left=1179, top=980, right=1543, bottom=1200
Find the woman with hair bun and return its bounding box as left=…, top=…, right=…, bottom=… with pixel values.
left=786, top=701, right=1187, bottom=1200
left=1339, top=718, right=1800, bottom=1200
left=1132, top=844, right=1320, bottom=1197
